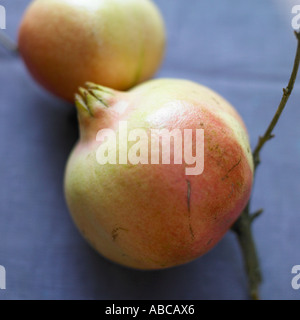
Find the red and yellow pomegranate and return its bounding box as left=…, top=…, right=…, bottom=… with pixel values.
left=18, top=0, right=166, bottom=101
left=64, top=78, right=253, bottom=269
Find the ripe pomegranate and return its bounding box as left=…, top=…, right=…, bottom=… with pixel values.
left=64, top=78, right=253, bottom=269
left=18, top=0, right=166, bottom=101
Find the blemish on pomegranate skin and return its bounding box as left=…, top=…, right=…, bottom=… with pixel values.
left=186, top=180, right=195, bottom=240
left=228, top=183, right=235, bottom=199
left=222, top=156, right=242, bottom=181
left=111, top=227, right=128, bottom=241
left=211, top=96, right=221, bottom=105
left=189, top=224, right=195, bottom=240
left=206, top=238, right=213, bottom=246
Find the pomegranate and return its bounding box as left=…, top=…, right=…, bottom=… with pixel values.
left=64, top=78, right=253, bottom=269
left=18, top=0, right=166, bottom=101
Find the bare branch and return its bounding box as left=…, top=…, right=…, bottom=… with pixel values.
left=232, top=30, right=300, bottom=300
left=0, top=30, right=18, bottom=53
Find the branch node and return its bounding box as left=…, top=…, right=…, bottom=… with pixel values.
left=250, top=209, right=264, bottom=223
left=294, top=30, right=300, bottom=40
left=268, top=134, right=275, bottom=141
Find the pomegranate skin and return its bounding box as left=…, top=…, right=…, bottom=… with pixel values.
left=64, top=78, right=254, bottom=269
left=18, top=0, right=166, bottom=101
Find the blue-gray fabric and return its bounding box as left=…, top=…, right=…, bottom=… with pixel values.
left=0, top=0, right=299, bottom=300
